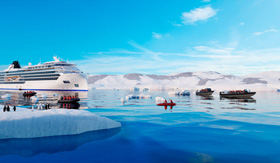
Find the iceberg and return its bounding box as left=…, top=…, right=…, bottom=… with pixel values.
left=0, top=107, right=121, bottom=139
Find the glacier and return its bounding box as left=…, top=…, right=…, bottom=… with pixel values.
left=0, top=107, right=121, bottom=139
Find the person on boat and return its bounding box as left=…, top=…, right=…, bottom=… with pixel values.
left=170, top=100, right=173, bottom=103
left=13, top=106, right=16, bottom=112
left=164, top=100, right=167, bottom=103
left=7, top=105, right=10, bottom=112
left=3, top=105, right=6, bottom=112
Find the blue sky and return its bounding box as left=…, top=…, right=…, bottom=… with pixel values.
left=0, top=0, right=280, bottom=75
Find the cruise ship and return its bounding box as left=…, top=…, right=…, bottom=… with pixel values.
left=0, top=57, right=88, bottom=91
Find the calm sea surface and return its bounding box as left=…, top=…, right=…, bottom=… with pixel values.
left=0, top=89, right=280, bottom=163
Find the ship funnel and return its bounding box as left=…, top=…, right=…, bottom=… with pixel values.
left=12, top=61, right=21, bottom=68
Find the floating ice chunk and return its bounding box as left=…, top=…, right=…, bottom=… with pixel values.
left=131, top=87, right=140, bottom=91
left=120, top=98, right=126, bottom=105
left=31, top=96, right=39, bottom=103
left=0, top=108, right=121, bottom=139
left=155, top=97, right=166, bottom=104
left=1, top=94, right=11, bottom=100
left=168, top=91, right=180, bottom=96
left=125, top=94, right=152, bottom=100
left=180, top=90, right=190, bottom=96
left=168, top=90, right=190, bottom=96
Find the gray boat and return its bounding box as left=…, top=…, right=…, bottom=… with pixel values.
left=219, top=89, right=256, bottom=98
left=196, top=88, right=214, bottom=96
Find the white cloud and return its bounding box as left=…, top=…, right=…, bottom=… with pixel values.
left=194, top=46, right=234, bottom=55
left=240, top=22, right=245, bottom=26
left=78, top=42, right=280, bottom=75
left=152, top=32, right=162, bottom=39
left=181, top=6, right=217, bottom=24
left=253, top=29, right=278, bottom=36
left=202, top=0, right=211, bottom=2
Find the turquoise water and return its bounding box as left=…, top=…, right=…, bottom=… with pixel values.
left=1, top=89, right=280, bottom=162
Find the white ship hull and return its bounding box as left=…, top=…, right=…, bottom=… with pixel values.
left=0, top=73, right=88, bottom=91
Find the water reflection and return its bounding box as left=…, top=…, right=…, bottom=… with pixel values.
left=220, top=97, right=256, bottom=103
left=0, top=128, right=120, bottom=158
left=0, top=91, right=88, bottom=109
left=197, top=95, right=214, bottom=100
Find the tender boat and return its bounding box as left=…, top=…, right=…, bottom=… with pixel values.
left=58, top=97, right=80, bottom=103
left=23, top=91, right=37, bottom=97
left=219, top=89, right=256, bottom=98
left=196, top=88, right=214, bottom=96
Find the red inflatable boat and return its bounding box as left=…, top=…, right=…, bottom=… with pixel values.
left=157, top=103, right=176, bottom=106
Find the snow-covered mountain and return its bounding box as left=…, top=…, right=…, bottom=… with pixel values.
left=88, top=71, right=280, bottom=91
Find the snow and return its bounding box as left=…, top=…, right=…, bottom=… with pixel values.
left=155, top=97, right=166, bottom=104
left=168, top=90, right=190, bottom=96
left=0, top=107, right=121, bottom=139
left=125, top=94, right=152, bottom=100
left=88, top=71, right=280, bottom=91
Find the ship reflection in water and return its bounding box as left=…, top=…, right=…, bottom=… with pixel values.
left=0, top=91, right=88, bottom=109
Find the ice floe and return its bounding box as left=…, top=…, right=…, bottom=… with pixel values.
left=155, top=97, right=166, bottom=104
left=0, top=107, right=121, bottom=139
left=125, top=94, right=152, bottom=100
left=168, top=90, right=190, bottom=96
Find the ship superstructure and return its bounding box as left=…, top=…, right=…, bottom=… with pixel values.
left=0, top=57, right=88, bottom=91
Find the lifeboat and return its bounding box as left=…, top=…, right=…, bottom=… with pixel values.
left=58, top=97, right=80, bottom=103
left=23, top=91, right=37, bottom=97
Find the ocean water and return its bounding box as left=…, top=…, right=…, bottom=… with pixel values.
left=1, top=89, right=280, bottom=162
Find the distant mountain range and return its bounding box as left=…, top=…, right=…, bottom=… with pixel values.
left=88, top=71, right=280, bottom=91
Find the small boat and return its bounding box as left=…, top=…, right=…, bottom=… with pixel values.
left=196, top=88, right=214, bottom=96
left=219, top=89, right=256, bottom=98
left=157, top=102, right=176, bottom=106
left=23, top=91, right=37, bottom=97
left=58, top=98, right=80, bottom=103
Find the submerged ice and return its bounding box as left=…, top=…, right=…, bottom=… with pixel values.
left=0, top=107, right=121, bottom=139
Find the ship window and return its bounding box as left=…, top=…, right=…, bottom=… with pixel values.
left=74, top=84, right=79, bottom=87
left=63, top=80, right=70, bottom=83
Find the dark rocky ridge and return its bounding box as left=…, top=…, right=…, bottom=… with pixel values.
left=242, top=78, right=268, bottom=84
left=88, top=71, right=236, bottom=84
left=88, top=75, right=109, bottom=84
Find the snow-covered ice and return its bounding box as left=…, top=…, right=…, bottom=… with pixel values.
left=88, top=71, right=280, bottom=91
left=168, top=90, right=190, bottom=96
left=155, top=97, right=166, bottom=104
left=125, top=94, right=152, bottom=100
left=0, top=107, right=121, bottom=139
